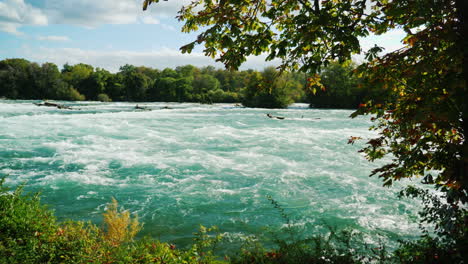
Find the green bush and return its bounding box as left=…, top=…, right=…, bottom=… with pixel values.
left=207, top=89, right=240, bottom=103
left=241, top=67, right=294, bottom=109
left=0, top=180, right=58, bottom=263
left=0, top=178, right=226, bottom=264
left=56, top=86, right=85, bottom=101
left=394, top=186, right=468, bottom=263
left=229, top=197, right=390, bottom=264
left=97, top=93, right=112, bottom=102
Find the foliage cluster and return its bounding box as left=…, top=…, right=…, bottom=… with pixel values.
left=241, top=66, right=296, bottom=108
left=350, top=0, right=468, bottom=201
left=103, top=198, right=142, bottom=246
left=308, top=61, right=365, bottom=109
left=230, top=229, right=382, bottom=264
left=228, top=197, right=388, bottom=264
left=394, top=186, right=468, bottom=263
left=232, top=193, right=467, bottom=264
left=0, top=179, right=224, bottom=264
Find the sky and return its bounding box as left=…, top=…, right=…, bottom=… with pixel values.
left=0, top=0, right=406, bottom=72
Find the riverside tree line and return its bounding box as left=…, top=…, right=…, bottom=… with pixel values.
left=0, top=58, right=376, bottom=109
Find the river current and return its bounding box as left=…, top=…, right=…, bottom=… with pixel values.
left=0, top=100, right=421, bottom=248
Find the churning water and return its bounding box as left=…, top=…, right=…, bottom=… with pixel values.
left=0, top=100, right=421, bottom=248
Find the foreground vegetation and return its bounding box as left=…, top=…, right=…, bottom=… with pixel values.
left=0, top=178, right=225, bottom=264
left=1, top=178, right=466, bottom=263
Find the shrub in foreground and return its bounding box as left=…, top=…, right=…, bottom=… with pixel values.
left=394, top=186, right=468, bottom=263
left=0, top=178, right=224, bottom=264
left=229, top=197, right=389, bottom=264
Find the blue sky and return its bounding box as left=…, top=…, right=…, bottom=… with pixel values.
left=0, top=0, right=406, bottom=72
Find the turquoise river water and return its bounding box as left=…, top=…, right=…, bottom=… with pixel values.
left=0, top=100, right=422, bottom=249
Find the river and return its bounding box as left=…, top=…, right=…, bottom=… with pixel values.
left=0, top=100, right=421, bottom=249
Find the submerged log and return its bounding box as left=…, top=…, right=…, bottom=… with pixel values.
left=34, top=101, right=73, bottom=110
left=135, top=105, right=152, bottom=111
left=266, top=113, right=285, bottom=120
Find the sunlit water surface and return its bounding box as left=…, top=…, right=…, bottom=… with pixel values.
left=0, top=100, right=421, bottom=249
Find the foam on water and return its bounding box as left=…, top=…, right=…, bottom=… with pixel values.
left=0, top=100, right=422, bottom=248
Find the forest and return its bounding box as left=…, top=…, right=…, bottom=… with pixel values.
left=0, top=58, right=372, bottom=109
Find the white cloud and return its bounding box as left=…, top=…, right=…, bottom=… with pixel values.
left=43, top=0, right=192, bottom=26
left=160, top=23, right=176, bottom=31
left=0, top=0, right=48, bottom=34
left=23, top=46, right=280, bottom=72
left=37, top=35, right=71, bottom=41
left=141, top=16, right=160, bottom=25
left=0, top=0, right=190, bottom=34
left=0, top=22, right=22, bottom=35
left=44, top=0, right=140, bottom=26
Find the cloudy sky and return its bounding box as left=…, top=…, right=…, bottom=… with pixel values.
left=0, top=0, right=405, bottom=72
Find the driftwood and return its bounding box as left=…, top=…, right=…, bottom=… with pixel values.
left=135, top=105, right=152, bottom=111
left=267, top=113, right=285, bottom=120
left=34, top=101, right=73, bottom=110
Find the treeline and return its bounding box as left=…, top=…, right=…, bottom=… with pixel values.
left=0, top=58, right=377, bottom=108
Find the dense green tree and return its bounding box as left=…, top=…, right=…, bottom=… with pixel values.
left=242, top=67, right=294, bottom=108
left=0, top=59, right=85, bottom=101
left=57, top=85, right=85, bottom=101
left=309, top=61, right=363, bottom=109
left=154, top=77, right=178, bottom=101
left=281, top=71, right=306, bottom=103
left=124, top=71, right=151, bottom=101
left=33, top=63, right=58, bottom=99
left=118, top=64, right=136, bottom=75
left=175, top=77, right=193, bottom=102
left=214, top=69, right=245, bottom=93
left=106, top=73, right=125, bottom=101
left=200, top=66, right=216, bottom=75
left=176, top=65, right=198, bottom=81
left=23, top=62, right=44, bottom=99
left=119, top=64, right=151, bottom=101
left=136, top=66, right=160, bottom=80
left=0, top=72, right=19, bottom=99
left=81, top=68, right=112, bottom=100
left=160, top=67, right=179, bottom=79
left=0, top=59, right=31, bottom=99
left=61, top=63, right=94, bottom=99
left=193, top=74, right=219, bottom=93
left=97, top=93, right=112, bottom=102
